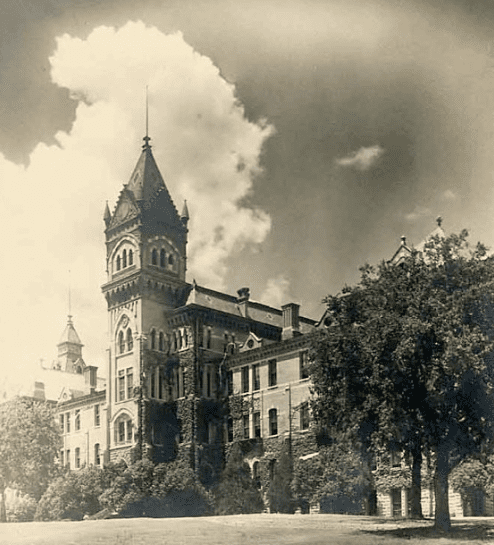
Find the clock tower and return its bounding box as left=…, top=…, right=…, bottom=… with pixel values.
left=101, top=136, right=190, bottom=463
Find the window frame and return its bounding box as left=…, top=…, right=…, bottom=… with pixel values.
left=268, top=359, right=277, bottom=387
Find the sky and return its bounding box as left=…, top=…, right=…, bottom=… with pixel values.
left=2, top=0, right=494, bottom=387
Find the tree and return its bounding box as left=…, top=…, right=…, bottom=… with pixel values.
left=267, top=442, right=293, bottom=513
left=310, top=230, right=494, bottom=531
left=214, top=443, right=264, bottom=515
left=0, top=397, right=61, bottom=522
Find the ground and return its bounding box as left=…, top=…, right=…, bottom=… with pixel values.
left=2, top=514, right=494, bottom=545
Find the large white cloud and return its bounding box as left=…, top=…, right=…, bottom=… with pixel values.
left=0, top=21, right=274, bottom=385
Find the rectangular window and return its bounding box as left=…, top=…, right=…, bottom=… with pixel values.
left=75, top=410, right=80, bottom=431
left=299, top=351, right=309, bottom=380
left=252, top=364, right=260, bottom=391
left=66, top=450, right=70, bottom=469
left=127, top=368, right=133, bottom=399
left=150, top=369, right=156, bottom=398
left=119, top=421, right=125, bottom=443
left=60, top=414, right=64, bottom=433
left=94, top=443, right=100, bottom=466
left=300, top=402, right=310, bottom=430
left=75, top=447, right=80, bottom=469
left=127, top=420, right=133, bottom=442
left=268, top=359, right=277, bottom=387
left=118, top=370, right=125, bottom=401
left=269, top=408, right=278, bottom=436
left=94, top=404, right=100, bottom=427
left=243, top=414, right=250, bottom=439
left=253, top=411, right=261, bottom=438
left=241, top=366, right=249, bottom=393
left=66, top=412, right=71, bottom=434
left=158, top=368, right=164, bottom=399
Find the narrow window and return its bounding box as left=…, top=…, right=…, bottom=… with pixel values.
left=127, top=368, right=133, bottom=399
left=150, top=369, right=156, bottom=398
left=242, top=366, right=249, bottom=393
left=60, top=450, right=64, bottom=467
left=269, top=408, right=278, bottom=436
left=129, top=249, right=133, bottom=266
left=252, top=364, right=260, bottom=391
left=150, top=329, right=156, bottom=350
left=75, top=447, right=80, bottom=469
left=158, top=368, right=164, bottom=399
left=168, top=254, right=174, bottom=265
left=94, top=405, right=100, bottom=427
left=230, top=335, right=236, bottom=354
left=243, top=414, right=250, bottom=439
left=116, top=255, right=121, bottom=271
left=118, top=370, right=125, bottom=401
left=66, top=412, right=71, bottom=434
left=227, top=417, right=233, bottom=443
left=66, top=450, right=70, bottom=469
left=199, top=369, right=204, bottom=395
left=160, top=249, right=166, bottom=267
left=118, top=331, right=125, bottom=354
left=184, top=329, right=188, bottom=347
left=75, top=409, right=80, bottom=431
left=206, top=369, right=211, bottom=398
left=254, top=411, right=261, bottom=438
left=122, top=249, right=127, bottom=268
left=94, top=443, right=100, bottom=466
left=300, top=402, right=310, bottom=430
left=159, top=332, right=164, bottom=351
left=206, top=328, right=212, bottom=349
left=127, top=420, right=133, bottom=442
left=151, top=248, right=158, bottom=265
left=126, top=328, right=133, bottom=351
left=268, top=359, right=277, bottom=387
left=118, top=421, right=125, bottom=443
left=299, top=351, right=309, bottom=380
left=60, top=414, right=64, bottom=433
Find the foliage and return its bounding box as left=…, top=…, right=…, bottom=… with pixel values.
left=0, top=397, right=61, bottom=521
left=99, top=458, right=212, bottom=518
left=35, top=465, right=119, bottom=521
left=310, top=230, right=494, bottom=530
left=267, top=442, right=293, bottom=513
left=214, top=442, right=264, bottom=515
left=6, top=494, right=37, bottom=522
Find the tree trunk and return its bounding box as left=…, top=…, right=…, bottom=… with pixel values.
left=0, top=488, right=6, bottom=522
left=434, top=445, right=451, bottom=532
left=409, top=443, right=423, bottom=519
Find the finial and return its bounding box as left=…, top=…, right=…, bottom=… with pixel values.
left=401, top=235, right=406, bottom=245
left=68, top=270, right=72, bottom=320
left=436, top=216, right=442, bottom=227
left=142, top=86, right=151, bottom=150
left=104, top=201, right=111, bottom=226
left=181, top=199, right=190, bottom=222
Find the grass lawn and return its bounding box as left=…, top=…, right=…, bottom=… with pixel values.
left=1, top=514, right=494, bottom=545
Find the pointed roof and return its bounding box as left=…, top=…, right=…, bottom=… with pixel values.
left=58, top=316, right=83, bottom=347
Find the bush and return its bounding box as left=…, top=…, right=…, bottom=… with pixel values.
left=214, top=443, right=264, bottom=515
left=6, top=495, right=37, bottom=522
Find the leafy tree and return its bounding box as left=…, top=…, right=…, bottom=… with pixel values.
left=310, top=231, right=494, bottom=531
left=267, top=442, right=293, bottom=513
left=214, top=443, right=264, bottom=515
left=0, top=397, right=61, bottom=522
left=35, top=465, right=116, bottom=521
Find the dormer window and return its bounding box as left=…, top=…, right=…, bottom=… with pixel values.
left=160, top=249, right=166, bottom=267
left=123, top=249, right=127, bottom=268
left=116, top=255, right=121, bottom=271
left=151, top=248, right=158, bottom=265
left=159, top=332, right=164, bottom=351
left=168, top=254, right=174, bottom=266
left=129, top=249, right=133, bottom=266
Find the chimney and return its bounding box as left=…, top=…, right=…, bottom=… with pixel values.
left=281, top=303, right=300, bottom=340
left=84, top=366, right=98, bottom=393
left=33, top=381, right=45, bottom=401
left=237, top=287, right=250, bottom=318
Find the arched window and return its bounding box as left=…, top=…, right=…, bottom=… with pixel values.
left=168, top=254, right=174, bottom=266
left=126, top=328, right=133, bottom=352
left=116, top=255, right=121, bottom=271
left=129, top=249, right=133, bottom=266
left=159, top=332, right=164, bottom=351
left=151, top=248, right=158, bottom=265
left=150, top=329, right=156, bottom=350
left=118, top=331, right=125, bottom=354
left=122, top=249, right=127, bottom=268
left=160, top=249, right=166, bottom=267
left=115, top=415, right=133, bottom=444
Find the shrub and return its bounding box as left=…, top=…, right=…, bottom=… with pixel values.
left=6, top=495, right=37, bottom=522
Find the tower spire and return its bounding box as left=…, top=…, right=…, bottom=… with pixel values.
left=68, top=270, right=72, bottom=321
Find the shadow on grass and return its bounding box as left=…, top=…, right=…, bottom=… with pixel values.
left=360, top=521, right=494, bottom=541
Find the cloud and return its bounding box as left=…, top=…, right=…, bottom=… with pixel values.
left=259, top=276, right=291, bottom=308
left=335, top=145, right=384, bottom=171
left=404, top=205, right=432, bottom=222
left=0, top=21, right=274, bottom=383
left=441, top=189, right=457, bottom=201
